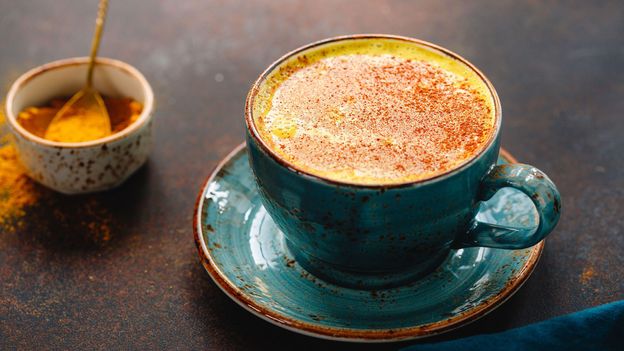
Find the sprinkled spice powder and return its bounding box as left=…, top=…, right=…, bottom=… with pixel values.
left=0, top=105, right=40, bottom=231
left=253, top=39, right=496, bottom=185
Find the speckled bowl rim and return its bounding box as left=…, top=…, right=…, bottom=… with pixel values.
left=245, top=34, right=503, bottom=189
left=4, top=57, right=154, bottom=148
left=193, top=143, right=544, bottom=343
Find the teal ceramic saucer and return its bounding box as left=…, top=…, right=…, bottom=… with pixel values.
left=193, top=143, right=543, bottom=342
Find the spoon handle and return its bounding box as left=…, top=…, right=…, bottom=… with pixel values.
left=86, top=0, right=108, bottom=88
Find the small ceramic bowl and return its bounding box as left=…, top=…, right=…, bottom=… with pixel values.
left=4, top=57, right=154, bottom=194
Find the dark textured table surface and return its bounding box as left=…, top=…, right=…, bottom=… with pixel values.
left=1, top=1, right=622, bottom=350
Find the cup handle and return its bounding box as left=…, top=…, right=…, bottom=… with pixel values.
left=455, top=164, right=561, bottom=249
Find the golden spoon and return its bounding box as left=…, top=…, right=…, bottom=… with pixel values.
left=45, top=0, right=111, bottom=143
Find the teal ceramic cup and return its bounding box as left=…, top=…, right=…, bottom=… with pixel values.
left=245, top=35, right=561, bottom=289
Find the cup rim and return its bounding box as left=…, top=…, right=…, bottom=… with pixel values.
left=245, top=34, right=502, bottom=189
left=4, top=56, right=154, bottom=148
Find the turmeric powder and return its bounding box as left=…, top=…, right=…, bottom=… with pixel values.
left=17, top=96, right=142, bottom=142
left=0, top=105, right=39, bottom=230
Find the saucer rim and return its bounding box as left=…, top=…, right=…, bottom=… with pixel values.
left=193, top=142, right=544, bottom=342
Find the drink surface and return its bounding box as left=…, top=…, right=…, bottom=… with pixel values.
left=251, top=38, right=496, bottom=185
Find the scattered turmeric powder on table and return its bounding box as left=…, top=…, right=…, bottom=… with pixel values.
left=0, top=106, right=39, bottom=230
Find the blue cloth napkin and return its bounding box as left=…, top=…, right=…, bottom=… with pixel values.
left=402, top=300, right=624, bottom=351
